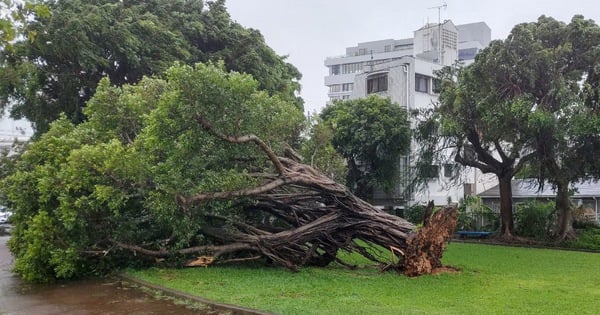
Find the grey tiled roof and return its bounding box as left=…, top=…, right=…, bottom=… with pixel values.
left=479, top=179, right=600, bottom=198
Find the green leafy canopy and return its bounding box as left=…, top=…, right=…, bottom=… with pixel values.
left=321, top=95, right=411, bottom=197
left=2, top=62, right=304, bottom=282
left=0, top=0, right=302, bottom=134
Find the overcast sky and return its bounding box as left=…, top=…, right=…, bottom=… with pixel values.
left=225, top=0, right=600, bottom=114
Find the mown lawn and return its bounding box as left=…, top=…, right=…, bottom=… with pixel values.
left=127, top=243, right=600, bottom=314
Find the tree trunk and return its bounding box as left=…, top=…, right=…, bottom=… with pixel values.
left=404, top=202, right=457, bottom=276
left=555, top=181, right=575, bottom=240
left=498, top=174, right=514, bottom=238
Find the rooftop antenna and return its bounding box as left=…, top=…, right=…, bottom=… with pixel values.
left=428, top=2, right=447, bottom=24
left=428, top=2, right=447, bottom=64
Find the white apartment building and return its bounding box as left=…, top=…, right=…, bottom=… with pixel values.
left=324, top=20, right=494, bottom=208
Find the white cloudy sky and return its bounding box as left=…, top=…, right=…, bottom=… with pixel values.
left=225, top=0, right=600, bottom=114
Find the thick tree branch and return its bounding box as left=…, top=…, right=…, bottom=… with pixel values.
left=494, top=139, right=510, bottom=162
left=466, top=131, right=502, bottom=170
left=454, top=147, right=497, bottom=174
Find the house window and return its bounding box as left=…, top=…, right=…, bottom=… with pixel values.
left=367, top=73, right=388, bottom=94
left=415, top=74, right=429, bottom=93
left=342, top=83, right=353, bottom=91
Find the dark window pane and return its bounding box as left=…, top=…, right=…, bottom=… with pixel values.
left=367, top=73, right=388, bottom=94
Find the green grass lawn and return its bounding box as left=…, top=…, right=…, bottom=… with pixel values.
left=127, top=243, right=600, bottom=315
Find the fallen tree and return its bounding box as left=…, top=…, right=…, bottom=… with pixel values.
left=116, top=114, right=458, bottom=275
left=3, top=63, right=457, bottom=282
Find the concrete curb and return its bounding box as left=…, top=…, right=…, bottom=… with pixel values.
left=119, top=274, right=277, bottom=315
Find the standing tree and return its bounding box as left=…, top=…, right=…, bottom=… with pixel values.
left=320, top=96, right=411, bottom=200
left=417, top=15, right=600, bottom=239
left=0, top=0, right=302, bottom=134
left=520, top=16, right=600, bottom=239
left=416, top=47, right=537, bottom=239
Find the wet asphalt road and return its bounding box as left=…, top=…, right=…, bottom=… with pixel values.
left=0, top=234, right=220, bottom=314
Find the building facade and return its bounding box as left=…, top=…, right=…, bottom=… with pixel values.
left=324, top=20, right=493, bottom=208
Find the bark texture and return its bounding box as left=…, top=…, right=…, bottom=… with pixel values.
left=555, top=182, right=576, bottom=240
left=498, top=174, right=515, bottom=238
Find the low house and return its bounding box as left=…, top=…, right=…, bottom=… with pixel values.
left=479, top=179, right=600, bottom=222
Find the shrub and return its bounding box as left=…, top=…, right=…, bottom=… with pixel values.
left=514, top=200, right=555, bottom=239
left=572, top=205, right=598, bottom=229
left=404, top=204, right=427, bottom=225
left=565, top=227, right=600, bottom=250
left=456, top=196, right=499, bottom=231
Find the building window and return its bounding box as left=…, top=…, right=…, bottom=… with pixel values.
left=358, top=48, right=368, bottom=55
left=415, top=74, right=429, bottom=93
left=342, top=83, right=353, bottom=91
left=421, top=164, right=439, bottom=179
left=329, top=84, right=341, bottom=93
left=342, top=62, right=362, bottom=74
left=367, top=73, right=388, bottom=94
left=443, top=163, right=455, bottom=177
left=384, top=44, right=392, bottom=52
left=459, top=48, right=478, bottom=60
left=342, top=95, right=350, bottom=100
left=330, top=65, right=340, bottom=75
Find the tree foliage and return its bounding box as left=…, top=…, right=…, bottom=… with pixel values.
left=0, top=0, right=302, bottom=134
left=417, top=15, right=600, bottom=239
left=320, top=96, right=411, bottom=199
left=2, top=63, right=304, bottom=282
left=518, top=16, right=600, bottom=239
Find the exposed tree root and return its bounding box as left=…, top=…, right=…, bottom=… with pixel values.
left=403, top=201, right=458, bottom=276
left=114, top=115, right=458, bottom=276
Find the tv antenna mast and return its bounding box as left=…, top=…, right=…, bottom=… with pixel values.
left=428, top=2, right=447, bottom=64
